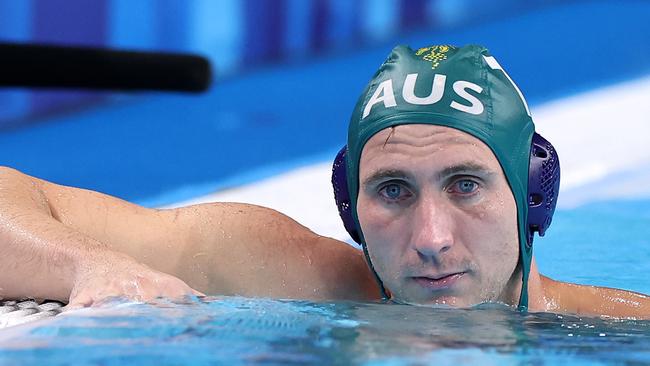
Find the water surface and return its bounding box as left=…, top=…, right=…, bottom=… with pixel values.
left=0, top=296, right=649, bottom=365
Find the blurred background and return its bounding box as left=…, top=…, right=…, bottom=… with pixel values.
left=0, top=0, right=648, bottom=202
left=1, top=0, right=650, bottom=290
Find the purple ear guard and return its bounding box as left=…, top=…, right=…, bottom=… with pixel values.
left=332, top=147, right=362, bottom=244
left=526, top=132, right=561, bottom=246
left=331, top=132, right=561, bottom=246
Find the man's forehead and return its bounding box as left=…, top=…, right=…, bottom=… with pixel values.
left=362, top=124, right=488, bottom=154
left=359, top=124, right=501, bottom=175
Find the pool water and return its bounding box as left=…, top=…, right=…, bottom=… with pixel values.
left=0, top=297, right=649, bottom=365
left=0, top=199, right=649, bottom=365
left=536, top=199, right=650, bottom=295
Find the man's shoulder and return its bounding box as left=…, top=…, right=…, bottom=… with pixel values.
left=173, top=201, right=382, bottom=301
left=541, top=275, right=650, bottom=319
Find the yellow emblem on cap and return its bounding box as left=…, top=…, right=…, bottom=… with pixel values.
left=415, top=45, right=454, bottom=69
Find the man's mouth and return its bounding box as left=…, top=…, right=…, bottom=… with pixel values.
left=411, top=272, right=466, bottom=290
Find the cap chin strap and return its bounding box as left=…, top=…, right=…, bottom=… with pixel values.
left=518, top=253, right=531, bottom=311
left=359, top=242, right=389, bottom=300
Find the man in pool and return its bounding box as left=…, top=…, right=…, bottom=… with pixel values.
left=0, top=44, right=648, bottom=318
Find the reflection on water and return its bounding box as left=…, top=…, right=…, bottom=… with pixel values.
left=0, top=296, right=648, bottom=365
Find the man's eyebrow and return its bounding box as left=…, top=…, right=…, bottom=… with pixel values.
left=437, top=162, right=496, bottom=180
left=362, top=169, right=412, bottom=187
left=361, top=163, right=497, bottom=187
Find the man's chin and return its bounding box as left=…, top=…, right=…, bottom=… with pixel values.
left=389, top=278, right=480, bottom=307
left=390, top=292, right=477, bottom=308
left=397, top=273, right=483, bottom=306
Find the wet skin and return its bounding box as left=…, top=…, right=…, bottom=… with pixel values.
left=0, top=132, right=649, bottom=317
left=357, top=124, right=522, bottom=307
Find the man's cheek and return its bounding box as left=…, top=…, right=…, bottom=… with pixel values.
left=365, top=240, right=391, bottom=284
left=359, top=205, right=398, bottom=242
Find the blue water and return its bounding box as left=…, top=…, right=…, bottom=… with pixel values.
left=0, top=199, right=649, bottom=365
left=1, top=298, right=649, bottom=365
left=537, top=199, right=650, bottom=295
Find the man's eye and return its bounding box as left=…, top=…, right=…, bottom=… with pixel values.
left=380, top=183, right=405, bottom=200
left=450, top=179, right=479, bottom=195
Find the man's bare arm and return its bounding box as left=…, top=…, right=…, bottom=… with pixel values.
left=542, top=276, right=650, bottom=319
left=0, top=167, right=380, bottom=304
left=0, top=166, right=204, bottom=305
left=0, top=166, right=81, bottom=301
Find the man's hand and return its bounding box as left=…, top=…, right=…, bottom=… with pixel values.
left=67, top=251, right=204, bottom=309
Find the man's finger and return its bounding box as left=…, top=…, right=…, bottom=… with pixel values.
left=192, top=289, right=206, bottom=297
left=64, top=293, right=94, bottom=311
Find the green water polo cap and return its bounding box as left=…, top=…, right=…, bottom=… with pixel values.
left=346, top=44, right=535, bottom=309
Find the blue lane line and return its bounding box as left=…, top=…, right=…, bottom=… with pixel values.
left=0, top=1, right=649, bottom=206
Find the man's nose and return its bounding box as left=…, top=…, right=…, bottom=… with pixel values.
left=410, top=196, right=455, bottom=262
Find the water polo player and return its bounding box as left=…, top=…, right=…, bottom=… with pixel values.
left=0, top=44, right=648, bottom=318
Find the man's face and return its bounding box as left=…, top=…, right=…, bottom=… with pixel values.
left=356, top=124, right=521, bottom=307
